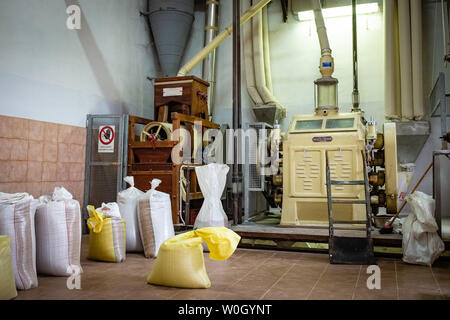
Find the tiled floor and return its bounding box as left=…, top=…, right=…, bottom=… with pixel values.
left=16, top=236, right=450, bottom=300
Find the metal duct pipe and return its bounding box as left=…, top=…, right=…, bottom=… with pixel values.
left=311, top=0, right=331, bottom=57
left=262, top=7, right=273, bottom=93
left=311, top=0, right=334, bottom=78
left=384, top=0, right=399, bottom=118
left=203, top=0, right=220, bottom=117
left=243, top=0, right=264, bottom=105
left=177, top=0, right=272, bottom=76
left=351, top=0, right=360, bottom=112
left=398, top=0, right=414, bottom=120
left=149, top=0, right=195, bottom=77
left=253, top=10, right=277, bottom=104
left=411, top=0, right=425, bottom=120
left=232, top=0, right=243, bottom=225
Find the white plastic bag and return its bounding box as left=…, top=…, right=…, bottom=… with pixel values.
left=96, top=202, right=121, bottom=218
left=402, top=191, right=445, bottom=266
left=397, top=163, right=415, bottom=209
left=137, top=179, right=174, bottom=257
left=0, top=192, right=38, bottom=290
left=117, top=176, right=145, bottom=252
left=194, top=163, right=229, bottom=229
left=35, top=187, right=82, bottom=276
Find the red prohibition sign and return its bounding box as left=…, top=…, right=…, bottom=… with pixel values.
left=99, top=126, right=114, bottom=145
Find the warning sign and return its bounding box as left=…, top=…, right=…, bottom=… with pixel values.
left=98, top=125, right=115, bottom=153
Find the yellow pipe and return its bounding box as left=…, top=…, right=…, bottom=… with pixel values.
left=177, top=0, right=271, bottom=77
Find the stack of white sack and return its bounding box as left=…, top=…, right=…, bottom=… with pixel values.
left=117, top=176, right=144, bottom=252
left=0, top=192, right=39, bottom=290
left=35, top=187, right=82, bottom=276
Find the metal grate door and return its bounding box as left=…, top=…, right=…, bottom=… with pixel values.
left=83, top=114, right=128, bottom=232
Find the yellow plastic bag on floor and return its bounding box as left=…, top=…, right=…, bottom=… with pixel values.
left=147, top=227, right=240, bottom=289
left=0, top=236, right=18, bottom=300
left=87, top=206, right=126, bottom=263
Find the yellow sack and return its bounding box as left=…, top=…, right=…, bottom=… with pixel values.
left=147, top=227, right=240, bottom=289
left=87, top=206, right=126, bottom=263
left=0, top=236, right=18, bottom=300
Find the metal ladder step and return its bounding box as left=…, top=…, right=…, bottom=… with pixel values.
left=331, top=199, right=367, bottom=204
left=331, top=220, right=368, bottom=225
left=326, top=150, right=375, bottom=265
left=330, top=180, right=365, bottom=185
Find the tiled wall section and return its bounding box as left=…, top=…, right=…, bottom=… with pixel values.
left=0, top=115, right=86, bottom=203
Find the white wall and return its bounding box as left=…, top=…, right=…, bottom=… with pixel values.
left=0, top=0, right=158, bottom=127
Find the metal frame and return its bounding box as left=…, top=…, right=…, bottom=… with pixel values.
left=430, top=72, right=449, bottom=137
left=243, top=122, right=272, bottom=224
left=83, top=114, right=128, bottom=232
left=433, top=150, right=450, bottom=237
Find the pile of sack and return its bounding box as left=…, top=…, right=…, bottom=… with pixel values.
left=0, top=187, right=82, bottom=299
left=86, top=177, right=175, bottom=262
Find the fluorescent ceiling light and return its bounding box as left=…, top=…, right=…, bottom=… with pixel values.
left=298, top=3, right=379, bottom=21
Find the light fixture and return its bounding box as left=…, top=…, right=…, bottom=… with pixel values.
left=298, top=3, right=379, bottom=21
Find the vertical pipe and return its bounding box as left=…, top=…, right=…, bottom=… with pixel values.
left=232, top=0, right=242, bottom=225
left=352, top=0, right=360, bottom=112
left=411, top=0, right=425, bottom=120
left=243, top=0, right=264, bottom=105
left=203, top=0, right=220, bottom=118
left=384, top=0, right=398, bottom=118
left=262, top=7, right=273, bottom=94
left=253, top=10, right=276, bottom=104
left=398, top=0, right=414, bottom=120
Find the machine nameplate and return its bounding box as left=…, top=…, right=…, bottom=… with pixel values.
left=312, top=136, right=333, bottom=142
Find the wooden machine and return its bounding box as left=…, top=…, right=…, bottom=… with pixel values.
left=128, top=76, right=219, bottom=225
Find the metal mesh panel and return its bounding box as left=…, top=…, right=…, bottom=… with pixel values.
left=248, top=123, right=271, bottom=191
left=88, top=165, right=119, bottom=209
left=83, top=115, right=126, bottom=228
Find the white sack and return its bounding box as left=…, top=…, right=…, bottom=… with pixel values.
left=194, top=163, right=229, bottom=229
left=35, top=187, right=82, bottom=276
left=137, top=179, right=174, bottom=257
left=117, top=176, right=145, bottom=252
left=402, top=191, right=445, bottom=266
left=0, top=192, right=38, bottom=290
left=96, top=202, right=121, bottom=218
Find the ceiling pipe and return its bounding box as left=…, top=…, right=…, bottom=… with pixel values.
left=398, top=0, right=414, bottom=120
left=411, top=0, right=425, bottom=120
left=243, top=0, right=264, bottom=104
left=384, top=0, right=399, bottom=119
left=232, top=0, right=243, bottom=225
left=203, top=0, right=220, bottom=118
left=351, top=0, right=360, bottom=112
left=262, top=7, right=273, bottom=94
left=177, top=0, right=272, bottom=77
left=311, top=0, right=338, bottom=113
left=311, top=0, right=333, bottom=77
left=252, top=9, right=278, bottom=104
